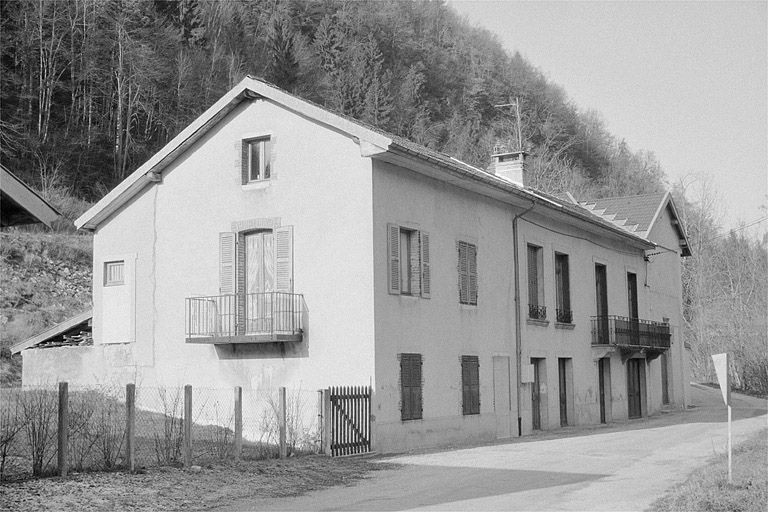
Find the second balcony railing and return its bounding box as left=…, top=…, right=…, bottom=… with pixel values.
left=591, top=315, right=670, bottom=349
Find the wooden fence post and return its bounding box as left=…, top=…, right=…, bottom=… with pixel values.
left=234, top=386, right=242, bottom=460
left=279, top=386, right=287, bottom=459
left=184, top=385, right=192, bottom=467
left=126, top=383, right=135, bottom=473
left=58, top=382, right=68, bottom=477
left=322, top=388, right=331, bottom=456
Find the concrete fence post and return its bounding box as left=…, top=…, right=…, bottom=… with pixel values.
left=234, top=386, right=243, bottom=460
left=322, top=388, right=331, bottom=456
left=279, top=386, right=287, bottom=459
left=58, top=382, right=68, bottom=477
left=126, top=383, right=136, bottom=473
left=184, top=384, right=192, bottom=467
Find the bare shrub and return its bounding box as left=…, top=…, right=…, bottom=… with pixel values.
left=19, top=387, right=58, bottom=476
left=0, top=389, right=24, bottom=480
left=259, top=388, right=319, bottom=457
left=151, top=387, right=184, bottom=465
left=68, top=388, right=125, bottom=471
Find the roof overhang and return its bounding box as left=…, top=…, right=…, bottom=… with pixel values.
left=11, top=309, right=93, bottom=354
left=1, top=165, right=60, bottom=228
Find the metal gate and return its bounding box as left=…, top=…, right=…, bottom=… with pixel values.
left=327, top=386, right=371, bottom=456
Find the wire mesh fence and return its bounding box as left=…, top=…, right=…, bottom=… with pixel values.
left=0, top=383, right=321, bottom=481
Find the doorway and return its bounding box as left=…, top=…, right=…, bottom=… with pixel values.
left=598, top=357, right=611, bottom=424
left=595, top=264, right=609, bottom=343
left=244, top=230, right=275, bottom=333
left=627, top=359, right=643, bottom=419
left=531, top=358, right=544, bottom=430
left=661, top=352, right=670, bottom=405
left=558, top=358, right=572, bottom=427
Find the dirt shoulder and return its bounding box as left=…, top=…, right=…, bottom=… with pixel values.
left=0, top=456, right=396, bottom=512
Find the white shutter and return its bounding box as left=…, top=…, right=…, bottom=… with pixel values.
left=275, top=225, right=293, bottom=293
left=420, top=231, right=430, bottom=298
left=387, top=224, right=400, bottom=295
left=219, top=232, right=236, bottom=295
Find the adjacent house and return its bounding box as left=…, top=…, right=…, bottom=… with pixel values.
left=1, top=164, right=60, bottom=228
left=15, top=77, right=691, bottom=453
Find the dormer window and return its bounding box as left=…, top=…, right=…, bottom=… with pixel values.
left=246, top=137, right=271, bottom=182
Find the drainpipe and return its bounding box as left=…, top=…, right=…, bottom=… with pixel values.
left=513, top=200, right=536, bottom=436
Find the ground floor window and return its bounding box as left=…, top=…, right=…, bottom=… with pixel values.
left=400, top=353, right=422, bottom=420
left=461, top=355, right=480, bottom=415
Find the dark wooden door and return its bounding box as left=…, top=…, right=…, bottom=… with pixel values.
left=661, top=352, right=670, bottom=405
left=598, top=358, right=607, bottom=424
left=558, top=359, right=568, bottom=427
left=532, top=359, right=541, bottom=430
left=627, top=359, right=642, bottom=419
left=595, top=264, right=609, bottom=343
left=627, top=272, right=639, bottom=344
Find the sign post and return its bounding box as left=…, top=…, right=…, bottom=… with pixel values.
left=711, top=353, right=732, bottom=484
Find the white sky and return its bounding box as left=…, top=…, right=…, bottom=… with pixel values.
left=448, top=0, right=767, bottom=232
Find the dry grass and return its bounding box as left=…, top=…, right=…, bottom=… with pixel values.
left=651, top=428, right=768, bottom=512
left=0, top=455, right=394, bottom=511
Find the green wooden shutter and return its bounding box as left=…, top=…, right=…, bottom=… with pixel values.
left=527, top=245, right=538, bottom=307
left=220, top=232, right=236, bottom=295
left=388, top=224, right=400, bottom=295
left=458, top=241, right=469, bottom=304
left=409, top=230, right=421, bottom=296
left=561, top=255, right=570, bottom=312
left=468, top=243, right=477, bottom=305
left=420, top=231, right=430, bottom=298
left=470, top=357, right=480, bottom=414
left=412, top=355, right=423, bottom=419
left=461, top=356, right=470, bottom=415
left=401, top=355, right=411, bottom=420
left=275, top=225, right=293, bottom=293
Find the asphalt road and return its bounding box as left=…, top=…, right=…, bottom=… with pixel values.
left=220, top=385, right=767, bottom=511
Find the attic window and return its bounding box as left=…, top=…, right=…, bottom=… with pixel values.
left=104, top=261, right=124, bottom=286
left=244, top=137, right=271, bottom=182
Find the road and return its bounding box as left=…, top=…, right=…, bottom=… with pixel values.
left=219, top=385, right=766, bottom=511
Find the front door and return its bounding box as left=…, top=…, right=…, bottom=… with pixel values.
left=661, top=352, right=670, bottom=405
left=532, top=359, right=541, bottom=430
left=558, top=358, right=568, bottom=427
left=598, top=358, right=609, bottom=424
left=492, top=356, right=512, bottom=438
left=244, top=231, right=275, bottom=333
left=627, top=359, right=642, bottom=419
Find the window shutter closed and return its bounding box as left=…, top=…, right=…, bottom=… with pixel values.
left=411, top=355, right=423, bottom=419
left=401, top=354, right=423, bottom=420
left=387, top=224, right=400, bottom=295
left=561, top=257, right=570, bottom=312
left=275, top=225, right=293, bottom=293
left=468, top=244, right=477, bottom=305
left=220, top=232, right=236, bottom=295
left=401, top=355, right=411, bottom=420
left=470, top=357, right=480, bottom=414
left=527, top=245, right=538, bottom=306
left=420, top=231, right=430, bottom=298
left=458, top=241, right=469, bottom=304
left=462, top=357, right=471, bottom=414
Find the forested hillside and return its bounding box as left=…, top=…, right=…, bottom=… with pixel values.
left=1, top=0, right=764, bottom=391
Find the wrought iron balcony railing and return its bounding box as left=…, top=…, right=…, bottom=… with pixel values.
left=556, top=309, right=573, bottom=324
left=186, top=292, right=306, bottom=343
left=528, top=304, right=547, bottom=320
left=591, top=315, right=670, bottom=349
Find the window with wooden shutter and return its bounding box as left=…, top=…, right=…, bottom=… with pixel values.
left=461, top=356, right=480, bottom=415
left=555, top=253, right=572, bottom=323
left=274, top=226, right=293, bottom=293
left=387, top=224, right=400, bottom=295
left=458, top=241, right=477, bottom=305
left=420, top=231, right=430, bottom=298
left=400, top=353, right=423, bottom=421
left=527, top=244, right=545, bottom=320
left=219, top=232, right=236, bottom=295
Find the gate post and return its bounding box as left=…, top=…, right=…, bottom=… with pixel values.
left=184, top=385, right=192, bottom=467
left=322, top=388, right=331, bottom=456
left=234, top=386, right=243, bottom=460
left=278, top=386, right=287, bottom=459
left=126, top=383, right=136, bottom=473
left=58, top=382, right=69, bottom=477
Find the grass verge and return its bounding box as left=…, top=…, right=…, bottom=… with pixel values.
left=0, top=455, right=396, bottom=511
left=651, top=428, right=767, bottom=511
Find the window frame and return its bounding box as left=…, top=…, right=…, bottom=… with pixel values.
left=527, top=244, right=545, bottom=319
left=458, top=241, right=478, bottom=306
left=387, top=224, right=430, bottom=298
left=554, top=252, right=572, bottom=323
left=103, top=260, right=125, bottom=287
left=245, top=137, right=271, bottom=183
left=461, top=355, right=480, bottom=415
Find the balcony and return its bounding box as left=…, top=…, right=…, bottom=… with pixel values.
left=186, top=292, right=306, bottom=344
left=591, top=316, right=670, bottom=360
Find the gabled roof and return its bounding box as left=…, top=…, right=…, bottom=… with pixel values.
left=11, top=309, right=93, bottom=354
left=580, top=192, right=692, bottom=256
left=75, top=77, right=654, bottom=251
left=1, top=165, right=60, bottom=228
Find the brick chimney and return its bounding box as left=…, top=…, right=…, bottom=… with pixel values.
left=491, top=147, right=528, bottom=187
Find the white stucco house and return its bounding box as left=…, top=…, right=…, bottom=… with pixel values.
left=15, top=77, right=691, bottom=453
